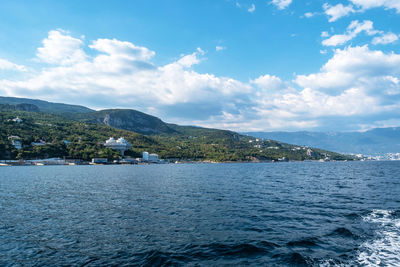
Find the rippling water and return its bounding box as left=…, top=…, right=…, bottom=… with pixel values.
left=1, top=161, right=400, bottom=266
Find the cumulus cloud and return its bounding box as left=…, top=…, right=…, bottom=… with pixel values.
left=323, top=3, right=355, bottom=22
left=251, top=74, right=284, bottom=91
left=271, top=0, right=292, bottom=10
left=295, top=45, right=400, bottom=94
left=322, top=20, right=379, bottom=46
left=36, top=29, right=87, bottom=65
left=350, top=0, right=400, bottom=13
left=89, top=38, right=155, bottom=61
left=242, top=45, right=400, bottom=130
left=216, top=46, right=226, bottom=52
left=322, top=1, right=400, bottom=22
left=372, top=32, right=399, bottom=45
left=1, top=29, right=253, bottom=121
left=0, top=58, right=26, bottom=71
left=1, top=29, right=400, bottom=132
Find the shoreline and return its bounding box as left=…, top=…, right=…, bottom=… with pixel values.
left=0, top=158, right=390, bottom=167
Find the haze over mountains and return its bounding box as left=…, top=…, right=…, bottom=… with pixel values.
left=244, top=129, right=400, bottom=156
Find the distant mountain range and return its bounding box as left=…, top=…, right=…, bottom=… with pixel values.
left=243, top=128, right=400, bottom=156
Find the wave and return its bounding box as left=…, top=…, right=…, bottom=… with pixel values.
left=356, top=209, right=400, bottom=266
left=131, top=241, right=279, bottom=265
left=287, top=237, right=320, bottom=247
left=277, top=252, right=310, bottom=266
left=328, top=227, right=358, bottom=238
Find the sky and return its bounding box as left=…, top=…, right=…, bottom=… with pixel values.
left=0, top=0, right=400, bottom=132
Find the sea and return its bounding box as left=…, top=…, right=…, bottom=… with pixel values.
left=0, top=161, right=399, bottom=266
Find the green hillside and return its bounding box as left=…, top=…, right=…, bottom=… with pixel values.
left=69, top=109, right=177, bottom=135
left=0, top=109, right=351, bottom=162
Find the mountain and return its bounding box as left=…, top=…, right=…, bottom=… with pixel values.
left=244, top=128, right=400, bottom=155
left=0, top=96, right=350, bottom=161
left=0, top=96, right=93, bottom=114
left=70, top=109, right=177, bottom=135
left=0, top=103, right=40, bottom=112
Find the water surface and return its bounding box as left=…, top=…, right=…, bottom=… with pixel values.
left=1, top=161, right=400, bottom=266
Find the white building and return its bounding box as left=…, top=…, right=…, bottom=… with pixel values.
left=148, top=153, right=159, bottom=163
left=142, top=151, right=159, bottom=163
left=31, top=140, right=46, bottom=146
left=92, top=158, right=108, bottom=164
left=12, top=117, right=22, bottom=123
left=104, top=137, right=132, bottom=156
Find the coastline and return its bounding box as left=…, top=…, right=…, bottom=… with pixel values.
left=0, top=158, right=373, bottom=167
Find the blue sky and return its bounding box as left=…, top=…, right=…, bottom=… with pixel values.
left=0, top=0, right=400, bottom=132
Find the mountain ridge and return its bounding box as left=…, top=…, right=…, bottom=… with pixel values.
left=0, top=96, right=93, bottom=114
left=0, top=96, right=349, bottom=161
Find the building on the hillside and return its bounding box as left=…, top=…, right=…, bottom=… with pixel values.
left=120, top=158, right=138, bottom=164
left=104, top=137, right=132, bottom=156
left=31, top=140, right=46, bottom=146
left=142, top=151, right=159, bottom=163
left=12, top=117, right=22, bottom=123
left=29, top=158, right=66, bottom=165
left=8, top=136, right=22, bottom=150
left=306, top=148, right=316, bottom=157
left=148, top=153, right=159, bottom=163
left=91, top=158, right=108, bottom=164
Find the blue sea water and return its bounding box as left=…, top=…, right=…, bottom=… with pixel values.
left=0, top=161, right=400, bottom=266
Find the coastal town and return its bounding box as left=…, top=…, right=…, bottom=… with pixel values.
left=1, top=116, right=397, bottom=167
left=1, top=132, right=162, bottom=166
left=1, top=111, right=396, bottom=165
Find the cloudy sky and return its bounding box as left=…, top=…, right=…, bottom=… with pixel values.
left=0, top=0, right=400, bottom=132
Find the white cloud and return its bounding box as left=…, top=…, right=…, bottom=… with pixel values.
left=350, top=0, right=400, bottom=13
left=248, top=4, right=255, bottom=13
left=321, top=31, right=329, bottom=38
left=0, top=58, right=26, bottom=71
left=36, top=29, right=87, bottom=65
left=251, top=74, right=284, bottom=91
left=2, top=30, right=400, bottom=132
left=175, top=49, right=204, bottom=68
left=322, top=20, right=379, bottom=46
left=216, top=46, right=226, bottom=52
left=271, top=0, right=292, bottom=10
left=295, top=45, right=400, bottom=93
left=304, top=12, right=316, bottom=18
left=323, top=3, right=355, bottom=22
left=322, top=1, right=400, bottom=23
left=89, top=38, right=155, bottom=61
left=1, top=29, right=253, bottom=120
left=372, top=32, right=399, bottom=45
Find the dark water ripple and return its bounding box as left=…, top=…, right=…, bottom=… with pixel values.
left=1, top=161, right=400, bottom=266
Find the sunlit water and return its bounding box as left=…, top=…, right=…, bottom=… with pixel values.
left=1, top=161, right=399, bottom=266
